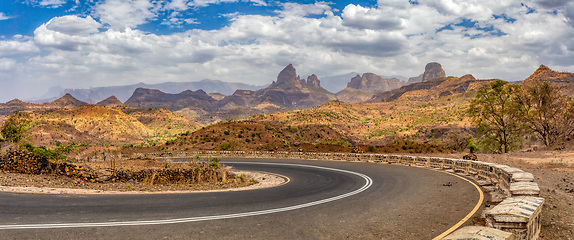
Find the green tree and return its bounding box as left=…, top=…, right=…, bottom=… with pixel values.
left=515, top=80, right=574, bottom=146
left=467, top=80, right=523, bottom=153
left=1, top=111, right=33, bottom=149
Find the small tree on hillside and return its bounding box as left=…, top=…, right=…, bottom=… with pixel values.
left=467, top=80, right=523, bottom=153
left=1, top=111, right=33, bottom=149
left=515, top=80, right=574, bottom=146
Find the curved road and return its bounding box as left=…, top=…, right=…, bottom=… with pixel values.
left=0, top=158, right=482, bottom=239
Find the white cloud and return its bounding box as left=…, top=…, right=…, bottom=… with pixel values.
left=95, top=0, right=158, bottom=30
left=26, top=0, right=67, bottom=8
left=188, top=0, right=239, bottom=7
left=46, top=15, right=102, bottom=36
left=250, top=0, right=267, bottom=6
left=0, top=38, right=40, bottom=56
left=0, top=58, right=17, bottom=70
left=277, top=2, right=333, bottom=17
left=1, top=1, right=574, bottom=102
left=165, top=0, right=191, bottom=11
left=0, top=12, right=12, bottom=21
left=342, top=4, right=403, bottom=30
left=93, top=0, right=269, bottom=29
left=34, top=15, right=104, bottom=51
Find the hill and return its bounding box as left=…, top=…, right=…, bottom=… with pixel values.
left=522, top=65, right=574, bottom=96
left=368, top=74, right=491, bottom=103
left=167, top=121, right=349, bottom=152
left=0, top=94, right=89, bottom=116
left=15, top=105, right=199, bottom=147
left=163, top=73, right=495, bottom=153
left=29, top=106, right=154, bottom=146
left=119, top=107, right=200, bottom=145
left=95, top=96, right=123, bottom=108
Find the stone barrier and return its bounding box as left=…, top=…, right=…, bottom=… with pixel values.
left=485, top=196, right=544, bottom=240
left=442, top=226, right=514, bottom=240
left=149, top=151, right=543, bottom=240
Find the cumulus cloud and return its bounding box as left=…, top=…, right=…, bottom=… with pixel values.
left=93, top=0, right=265, bottom=29
left=342, top=4, right=403, bottom=30
left=46, top=15, right=102, bottom=36
left=34, top=15, right=103, bottom=51
left=277, top=2, right=333, bottom=17
left=1, top=0, right=574, bottom=102
left=95, top=0, right=158, bottom=30
left=0, top=38, right=40, bottom=56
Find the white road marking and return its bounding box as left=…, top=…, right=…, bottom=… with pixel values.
left=0, top=162, right=373, bottom=230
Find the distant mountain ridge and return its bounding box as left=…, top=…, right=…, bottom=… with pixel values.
left=124, top=64, right=336, bottom=114
left=0, top=94, right=89, bottom=116
left=369, top=74, right=492, bottom=103
left=319, top=72, right=406, bottom=93
left=124, top=88, right=218, bottom=111
left=335, top=73, right=404, bottom=103
left=61, top=79, right=267, bottom=103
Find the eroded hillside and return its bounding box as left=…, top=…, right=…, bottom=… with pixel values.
left=24, top=106, right=197, bottom=147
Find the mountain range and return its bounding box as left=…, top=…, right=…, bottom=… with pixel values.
left=0, top=62, right=453, bottom=121
left=2, top=64, right=572, bottom=150
left=38, top=80, right=267, bottom=104
left=123, top=64, right=336, bottom=114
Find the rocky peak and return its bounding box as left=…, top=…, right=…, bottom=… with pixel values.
left=6, top=99, right=27, bottom=105
left=422, top=62, right=446, bottom=81
left=132, top=88, right=161, bottom=96
left=346, top=73, right=402, bottom=92
left=96, top=96, right=123, bottom=107
left=347, top=74, right=362, bottom=89
left=307, top=74, right=321, bottom=88
left=525, top=65, right=573, bottom=82
left=50, top=93, right=88, bottom=108
left=460, top=74, right=476, bottom=81
left=232, top=90, right=255, bottom=96
left=534, top=65, right=552, bottom=74
left=276, top=64, right=299, bottom=85
left=407, top=74, right=423, bottom=85
left=523, top=65, right=574, bottom=95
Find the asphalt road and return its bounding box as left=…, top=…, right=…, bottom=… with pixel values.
left=0, top=158, right=482, bottom=239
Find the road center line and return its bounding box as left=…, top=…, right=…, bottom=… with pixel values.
left=0, top=162, right=373, bottom=230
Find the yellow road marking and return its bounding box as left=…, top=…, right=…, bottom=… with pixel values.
left=431, top=170, right=485, bottom=240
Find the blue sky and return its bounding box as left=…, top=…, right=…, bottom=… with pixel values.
left=0, top=0, right=573, bottom=102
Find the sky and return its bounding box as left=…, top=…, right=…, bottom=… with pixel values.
left=0, top=0, right=573, bottom=102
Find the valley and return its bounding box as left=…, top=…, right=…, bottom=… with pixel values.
left=1, top=63, right=573, bottom=239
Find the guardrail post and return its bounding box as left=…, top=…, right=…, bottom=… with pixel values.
left=485, top=196, right=544, bottom=240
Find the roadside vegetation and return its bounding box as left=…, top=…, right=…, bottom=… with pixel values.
left=468, top=80, right=574, bottom=153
